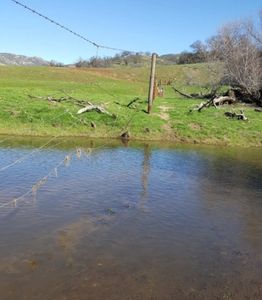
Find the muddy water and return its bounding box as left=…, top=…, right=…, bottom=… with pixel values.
left=0, top=137, right=261, bottom=300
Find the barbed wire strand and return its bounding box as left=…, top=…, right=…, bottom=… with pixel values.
left=0, top=115, right=120, bottom=212
left=0, top=2, right=155, bottom=209
left=0, top=105, right=89, bottom=172
left=10, top=0, right=137, bottom=54
left=0, top=138, right=68, bottom=195
left=0, top=108, right=73, bottom=171
left=0, top=82, right=128, bottom=173
left=0, top=80, right=150, bottom=173
left=0, top=136, right=13, bottom=144
left=0, top=104, right=120, bottom=200
left=0, top=150, right=74, bottom=210
left=0, top=140, right=109, bottom=204
left=0, top=136, right=63, bottom=172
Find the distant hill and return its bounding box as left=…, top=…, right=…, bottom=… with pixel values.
left=0, top=53, right=49, bottom=66
left=0, top=52, right=190, bottom=67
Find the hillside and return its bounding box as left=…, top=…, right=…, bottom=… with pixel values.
left=0, top=53, right=49, bottom=66
left=0, top=52, right=184, bottom=67
left=0, top=64, right=261, bottom=146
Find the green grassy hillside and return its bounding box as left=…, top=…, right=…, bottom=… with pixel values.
left=0, top=64, right=261, bottom=146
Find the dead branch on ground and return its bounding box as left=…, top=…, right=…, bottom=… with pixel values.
left=224, top=110, right=248, bottom=120
left=189, top=96, right=236, bottom=112
left=28, top=94, right=90, bottom=107
left=172, top=87, right=193, bottom=99
left=172, top=86, right=218, bottom=99
left=28, top=94, right=113, bottom=116
left=213, top=96, right=236, bottom=107
left=127, top=97, right=141, bottom=108
left=77, top=104, right=111, bottom=116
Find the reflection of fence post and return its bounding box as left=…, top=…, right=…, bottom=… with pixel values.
left=147, top=53, right=157, bottom=114
left=140, top=144, right=151, bottom=209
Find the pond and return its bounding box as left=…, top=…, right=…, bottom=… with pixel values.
left=0, top=137, right=261, bottom=300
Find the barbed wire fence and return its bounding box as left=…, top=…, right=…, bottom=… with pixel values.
left=0, top=108, right=79, bottom=172
left=10, top=0, right=138, bottom=54
left=10, top=0, right=171, bottom=91
left=0, top=95, right=121, bottom=214
left=0, top=1, right=161, bottom=215
left=10, top=0, right=158, bottom=107
left=0, top=118, right=119, bottom=215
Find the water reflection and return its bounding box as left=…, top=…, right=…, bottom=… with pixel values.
left=140, top=144, right=151, bottom=210
left=0, top=137, right=261, bottom=300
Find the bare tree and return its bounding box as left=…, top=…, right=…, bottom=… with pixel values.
left=190, top=40, right=207, bottom=62
left=245, top=9, right=262, bottom=48
left=208, top=16, right=262, bottom=101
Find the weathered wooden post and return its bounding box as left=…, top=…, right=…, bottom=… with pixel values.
left=147, top=53, right=157, bottom=114
left=153, top=77, right=157, bottom=101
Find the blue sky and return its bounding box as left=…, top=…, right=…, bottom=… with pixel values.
left=1, top=0, right=261, bottom=63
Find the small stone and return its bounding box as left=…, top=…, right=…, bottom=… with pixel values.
left=120, top=131, right=130, bottom=140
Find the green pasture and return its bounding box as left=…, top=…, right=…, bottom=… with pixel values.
left=0, top=64, right=261, bottom=146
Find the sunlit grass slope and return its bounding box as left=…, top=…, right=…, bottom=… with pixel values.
left=0, top=64, right=261, bottom=146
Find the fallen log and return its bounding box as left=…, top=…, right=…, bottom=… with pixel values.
left=28, top=94, right=113, bottom=116
left=213, top=96, right=236, bottom=107
left=172, top=86, right=218, bottom=99
left=77, top=104, right=111, bottom=115
left=190, top=96, right=236, bottom=112
left=224, top=110, right=247, bottom=121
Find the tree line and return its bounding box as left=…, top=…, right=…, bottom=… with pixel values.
left=74, top=52, right=152, bottom=68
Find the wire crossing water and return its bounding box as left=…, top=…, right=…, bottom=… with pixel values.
left=0, top=138, right=261, bottom=300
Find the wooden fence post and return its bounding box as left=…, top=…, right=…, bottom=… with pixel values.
left=153, top=77, right=157, bottom=101
left=147, top=53, right=157, bottom=114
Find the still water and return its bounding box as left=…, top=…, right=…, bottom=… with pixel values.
left=0, top=137, right=261, bottom=300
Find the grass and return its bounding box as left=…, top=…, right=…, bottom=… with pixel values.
left=0, top=64, right=261, bottom=146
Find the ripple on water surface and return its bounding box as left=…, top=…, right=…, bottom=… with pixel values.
left=0, top=138, right=261, bottom=300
